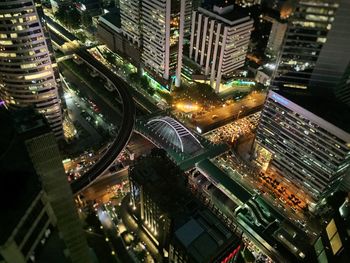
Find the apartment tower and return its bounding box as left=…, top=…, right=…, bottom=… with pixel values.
left=120, top=0, right=141, bottom=47
left=189, top=3, right=253, bottom=93
left=254, top=90, right=350, bottom=206
left=141, top=0, right=190, bottom=89
left=0, top=0, right=64, bottom=137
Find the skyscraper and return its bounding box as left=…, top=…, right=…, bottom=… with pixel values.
left=120, top=0, right=141, bottom=47
left=0, top=0, right=64, bottom=137
left=128, top=149, right=242, bottom=262
left=24, top=112, right=92, bottom=263
left=272, top=0, right=350, bottom=105
left=254, top=90, right=350, bottom=207
left=0, top=108, right=57, bottom=263
left=141, top=0, right=188, bottom=89
left=119, top=0, right=194, bottom=90
left=189, top=3, right=253, bottom=93
left=265, top=17, right=287, bottom=57
left=0, top=108, right=91, bottom=263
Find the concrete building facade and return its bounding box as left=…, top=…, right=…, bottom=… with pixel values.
left=0, top=190, right=56, bottom=263
left=254, top=90, right=350, bottom=204
left=120, top=0, right=141, bottom=46
left=141, top=0, right=189, bottom=89
left=97, top=10, right=141, bottom=67
left=26, top=131, right=92, bottom=263
left=189, top=4, right=253, bottom=93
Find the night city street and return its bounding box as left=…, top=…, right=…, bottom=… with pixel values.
left=1, top=1, right=350, bottom=263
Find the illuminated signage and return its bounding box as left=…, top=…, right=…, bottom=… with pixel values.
left=221, top=245, right=241, bottom=263
left=271, top=93, right=289, bottom=106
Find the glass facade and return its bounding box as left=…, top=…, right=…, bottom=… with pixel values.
left=272, top=1, right=339, bottom=90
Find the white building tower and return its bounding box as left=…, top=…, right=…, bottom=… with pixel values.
left=189, top=3, right=253, bottom=93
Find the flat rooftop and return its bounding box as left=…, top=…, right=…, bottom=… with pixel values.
left=274, top=90, right=350, bottom=134
left=175, top=210, right=238, bottom=262
left=199, top=3, right=250, bottom=26
left=130, top=149, right=199, bottom=222
left=100, top=8, right=121, bottom=28
left=0, top=108, right=42, bottom=244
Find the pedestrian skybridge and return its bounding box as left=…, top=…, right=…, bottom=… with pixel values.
left=145, top=116, right=203, bottom=155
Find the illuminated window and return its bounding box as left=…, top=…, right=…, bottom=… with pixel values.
left=326, top=219, right=337, bottom=239
left=24, top=71, right=51, bottom=80
left=21, top=63, right=37, bottom=69
left=0, top=40, right=13, bottom=45
left=317, top=37, right=327, bottom=43
left=330, top=233, right=342, bottom=255
left=0, top=52, right=16, bottom=58
left=28, top=15, right=37, bottom=21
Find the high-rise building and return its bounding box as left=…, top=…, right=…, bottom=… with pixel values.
left=96, top=8, right=142, bottom=67
left=169, top=211, right=242, bottom=263
left=141, top=0, right=189, bottom=89
left=118, top=0, right=195, bottom=90
left=253, top=90, right=350, bottom=206
left=25, top=117, right=92, bottom=263
left=189, top=3, right=253, bottom=93
left=314, top=196, right=350, bottom=263
left=272, top=0, right=350, bottom=105
left=120, top=0, right=141, bottom=47
left=0, top=108, right=91, bottom=263
left=265, top=17, right=287, bottom=57
left=183, top=0, right=194, bottom=36
left=0, top=109, right=57, bottom=263
left=128, top=149, right=241, bottom=261
left=0, top=0, right=64, bottom=137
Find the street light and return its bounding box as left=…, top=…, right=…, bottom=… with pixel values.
left=236, top=110, right=242, bottom=121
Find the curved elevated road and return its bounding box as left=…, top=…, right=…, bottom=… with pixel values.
left=70, top=50, right=135, bottom=194
left=47, top=18, right=135, bottom=194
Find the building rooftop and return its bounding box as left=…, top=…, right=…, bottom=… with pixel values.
left=0, top=108, right=42, bottom=244
left=274, top=90, right=350, bottom=134
left=100, top=8, right=121, bottom=29
left=130, top=149, right=199, bottom=224
left=174, top=210, right=237, bottom=263
left=199, top=3, right=250, bottom=26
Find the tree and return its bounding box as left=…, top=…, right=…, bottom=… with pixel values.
left=75, top=31, right=87, bottom=42
left=104, top=52, right=116, bottom=65
left=147, top=87, right=155, bottom=96
left=81, top=11, right=92, bottom=28
left=54, top=6, right=81, bottom=29
left=66, top=8, right=81, bottom=29
left=159, top=91, right=172, bottom=104
left=140, top=76, right=149, bottom=90
left=54, top=7, right=66, bottom=23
